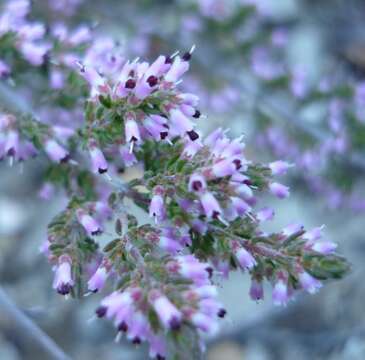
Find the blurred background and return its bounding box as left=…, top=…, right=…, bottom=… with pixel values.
left=1, top=0, right=365, bottom=359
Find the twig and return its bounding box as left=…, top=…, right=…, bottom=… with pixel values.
left=0, top=286, right=72, bottom=360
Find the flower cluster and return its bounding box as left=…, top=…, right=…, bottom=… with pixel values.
left=0, top=0, right=50, bottom=68
left=0, top=1, right=351, bottom=358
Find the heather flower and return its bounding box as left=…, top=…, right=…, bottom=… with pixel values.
left=149, top=189, right=166, bottom=223
left=269, top=182, right=290, bottom=199
left=89, top=141, right=108, bottom=174
left=88, top=265, right=108, bottom=293
left=269, top=160, right=293, bottom=175
left=188, top=174, right=207, bottom=192
left=310, top=241, right=337, bottom=255
left=4, top=130, right=19, bottom=156
left=44, top=139, right=69, bottom=163
left=256, top=207, right=274, bottom=222
left=272, top=279, right=288, bottom=306
left=200, top=192, right=222, bottom=219
left=53, top=256, right=74, bottom=295
left=235, top=247, right=257, bottom=270
left=282, top=223, right=304, bottom=237
left=250, top=279, right=264, bottom=301
left=38, top=182, right=55, bottom=200
left=76, top=209, right=102, bottom=236
left=298, top=272, right=322, bottom=294
left=150, top=291, right=182, bottom=330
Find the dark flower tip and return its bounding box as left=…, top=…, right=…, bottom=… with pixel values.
left=165, top=56, right=173, bottom=64
left=132, top=337, right=141, bottom=345
left=218, top=309, right=227, bottom=318
left=233, top=159, right=242, bottom=170
left=95, top=306, right=107, bottom=318
left=147, top=75, right=158, bottom=87
left=169, top=317, right=181, bottom=331
left=182, top=52, right=192, bottom=61
left=91, top=229, right=102, bottom=236
left=187, top=130, right=199, bottom=141
left=125, top=79, right=136, bottom=89
left=193, top=110, right=201, bottom=118
left=192, top=181, right=203, bottom=192
left=160, top=131, right=168, bottom=140
left=156, top=355, right=166, bottom=360
left=60, top=154, right=70, bottom=163
left=206, top=267, right=213, bottom=278
left=57, top=283, right=72, bottom=295
left=98, top=167, right=108, bottom=174
left=118, top=321, right=128, bottom=332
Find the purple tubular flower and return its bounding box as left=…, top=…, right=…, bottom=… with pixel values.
left=44, top=139, right=69, bottom=163
left=250, top=279, right=264, bottom=301
left=125, top=118, right=141, bottom=144
left=0, top=59, right=10, bottom=78
left=199, top=298, right=224, bottom=317
left=169, top=108, right=194, bottom=135
left=200, top=192, right=222, bottom=219
left=126, top=311, right=150, bottom=343
left=269, top=182, right=290, bottom=199
left=212, top=159, right=236, bottom=178
left=310, top=241, right=337, bottom=255
left=89, top=143, right=108, bottom=174
left=188, top=174, right=207, bottom=192
left=164, top=56, right=189, bottom=83
left=230, top=197, right=251, bottom=217
left=269, top=160, right=293, bottom=175
left=148, top=334, right=167, bottom=360
left=282, top=223, right=304, bottom=237
left=150, top=292, right=182, bottom=330
left=272, top=279, right=288, bottom=306
left=19, top=42, right=49, bottom=66
left=50, top=69, right=65, bottom=89
left=53, top=257, right=74, bottom=295
left=190, top=312, right=219, bottom=336
left=149, top=194, right=166, bottom=223
left=298, top=272, right=322, bottom=294
left=76, top=209, right=102, bottom=236
left=119, top=145, right=137, bottom=166
left=88, top=266, right=108, bottom=293
left=257, top=207, right=275, bottom=222
left=5, top=130, right=19, bottom=156
left=100, top=291, right=133, bottom=319
left=38, top=182, right=55, bottom=200
left=176, top=255, right=211, bottom=284
left=235, top=247, right=256, bottom=270
left=302, top=225, right=324, bottom=241
left=159, top=234, right=182, bottom=254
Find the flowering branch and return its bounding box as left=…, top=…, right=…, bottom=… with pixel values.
left=0, top=1, right=351, bottom=359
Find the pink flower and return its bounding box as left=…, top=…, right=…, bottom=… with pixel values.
left=150, top=291, right=182, bottom=330
left=44, top=139, right=69, bottom=163
left=53, top=256, right=74, bottom=295
left=76, top=209, right=102, bottom=236
left=250, top=279, right=264, bottom=301
left=88, top=266, right=108, bottom=293
left=269, top=160, right=293, bottom=175
left=89, top=142, right=108, bottom=174
left=269, top=182, right=290, bottom=199
left=200, top=192, right=221, bottom=219
left=149, top=193, right=166, bottom=223
left=235, top=247, right=256, bottom=270
left=188, top=174, right=207, bottom=192
left=257, top=207, right=274, bottom=222
left=298, top=272, right=322, bottom=294
left=310, top=241, right=337, bottom=255
left=272, top=279, right=288, bottom=306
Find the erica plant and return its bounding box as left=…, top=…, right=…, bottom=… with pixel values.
left=0, top=1, right=350, bottom=359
